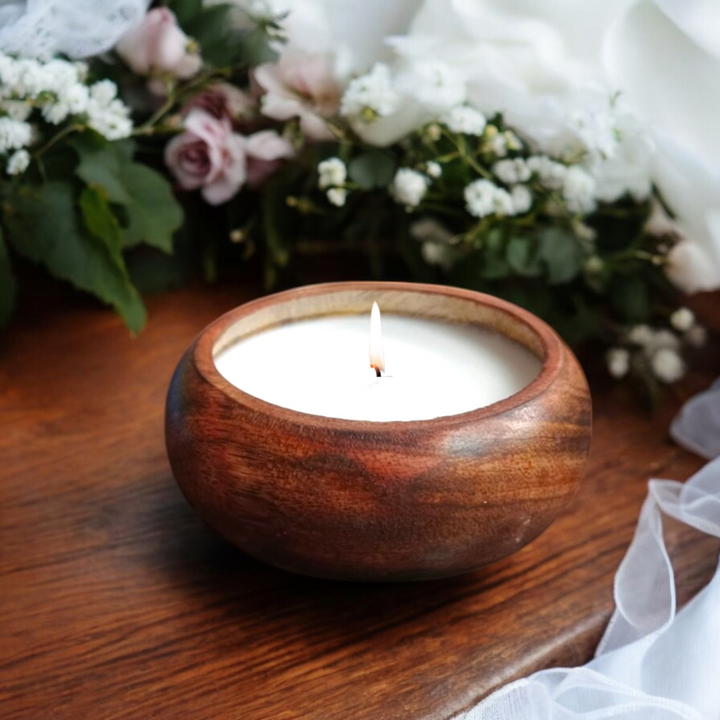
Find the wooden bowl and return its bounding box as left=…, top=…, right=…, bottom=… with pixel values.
left=165, top=282, right=592, bottom=581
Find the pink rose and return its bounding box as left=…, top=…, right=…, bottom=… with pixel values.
left=165, top=110, right=294, bottom=203
left=254, top=50, right=340, bottom=142
left=165, top=110, right=245, bottom=205
left=182, top=83, right=256, bottom=124
left=245, top=130, right=295, bottom=188
left=117, top=8, right=201, bottom=81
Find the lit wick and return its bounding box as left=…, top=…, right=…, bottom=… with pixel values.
left=369, top=301, right=386, bottom=377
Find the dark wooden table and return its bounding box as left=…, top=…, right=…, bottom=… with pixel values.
left=1, top=285, right=719, bottom=720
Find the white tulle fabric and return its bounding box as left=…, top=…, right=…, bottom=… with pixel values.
left=0, top=0, right=149, bottom=59
left=461, top=385, right=720, bottom=720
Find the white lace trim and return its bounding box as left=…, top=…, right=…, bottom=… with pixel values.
left=0, top=0, right=149, bottom=59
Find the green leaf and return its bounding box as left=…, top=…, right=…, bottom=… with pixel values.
left=0, top=227, right=16, bottom=327
left=73, top=137, right=182, bottom=253
left=237, top=26, right=279, bottom=66
left=348, top=152, right=396, bottom=190
left=506, top=236, right=541, bottom=277
left=74, top=137, right=135, bottom=204
left=4, top=183, right=146, bottom=333
left=478, top=227, right=510, bottom=279
left=120, top=164, right=183, bottom=252
left=539, top=228, right=584, bottom=284
left=184, top=5, right=240, bottom=67
left=79, top=186, right=123, bottom=265
left=170, top=0, right=203, bottom=26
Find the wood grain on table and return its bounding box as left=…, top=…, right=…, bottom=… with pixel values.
left=1, top=285, right=718, bottom=720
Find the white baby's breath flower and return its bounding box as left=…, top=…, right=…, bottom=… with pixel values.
left=0, top=100, right=31, bottom=122
left=670, top=307, right=695, bottom=332
left=0, top=117, right=32, bottom=152
left=442, top=106, right=486, bottom=136
left=494, top=158, right=531, bottom=185
left=421, top=242, right=455, bottom=270
left=464, top=179, right=515, bottom=218
left=64, top=84, right=90, bottom=115
left=527, top=156, right=568, bottom=190
left=42, top=59, right=81, bottom=95
left=504, top=130, right=522, bottom=151
left=464, top=179, right=496, bottom=218
left=318, top=157, right=346, bottom=189
left=493, top=187, right=514, bottom=216
left=391, top=168, right=428, bottom=208
left=685, top=325, right=707, bottom=348
left=483, top=126, right=508, bottom=157
left=606, top=347, right=630, bottom=379
left=6, top=149, right=30, bottom=176
left=426, top=161, right=442, bottom=179
left=340, top=63, right=399, bottom=119
left=645, top=329, right=681, bottom=356
left=627, top=324, right=654, bottom=347
left=651, top=347, right=685, bottom=383
left=569, top=108, right=619, bottom=161
left=396, top=60, right=466, bottom=114
left=42, top=102, right=70, bottom=125
left=74, top=62, right=89, bottom=82
left=86, top=97, right=133, bottom=140
left=89, top=80, right=118, bottom=106
left=510, top=185, right=532, bottom=214
left=562, top=166, right=596, bottom=214
left=411, top=217, right=453, bottom=245
left=0, top=53, right=19, bottom=89
left=327, top=187, right=347, bottom=207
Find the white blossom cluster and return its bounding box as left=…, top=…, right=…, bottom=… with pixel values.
left=606, top=309, right=706, bottom=384
left=317, top=157, right=347, bottom=206
left=442, top=106, right=486, bottom=136
left=0, top=52, right=132, bottom=177
left=464, top=179, right=532, bottom=219
left=340, top=63, right=399, bottom=120
left=391, top=168, right=429, bottom=209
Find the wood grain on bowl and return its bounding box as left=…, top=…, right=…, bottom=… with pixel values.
left=166, top=282, right=592, bottom=581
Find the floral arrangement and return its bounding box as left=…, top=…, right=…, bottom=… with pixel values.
left=0, top=0, right=717, bottom=397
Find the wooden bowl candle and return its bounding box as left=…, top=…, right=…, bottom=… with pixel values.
left=165, top=282, right=592, bottom=581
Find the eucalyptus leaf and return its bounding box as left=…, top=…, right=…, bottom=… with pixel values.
left=0, top=228, right=16, bottom=327
left=539, top=228, right=584, bottom=284
left=4, top=183, right=146, bottom=333
left=348, top=152, right=396, bottom=190
left=506, top=236, right=541, bottom=277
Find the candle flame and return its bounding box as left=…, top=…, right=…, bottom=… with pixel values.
left=369, top=301, right=385, bottom=375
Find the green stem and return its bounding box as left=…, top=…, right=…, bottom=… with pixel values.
left=33, top=124, right=81, bottom=159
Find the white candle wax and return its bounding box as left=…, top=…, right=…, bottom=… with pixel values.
left=215, top=313, right=541, bottom=422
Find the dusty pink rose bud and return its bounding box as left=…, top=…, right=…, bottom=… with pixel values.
left=245, top=130, right=295, bottom=188
left=182, top=83, right=256, bottom=123
left=165, top=110, right=246, bottom=205
left=117, top=8, right=201, bottom=81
